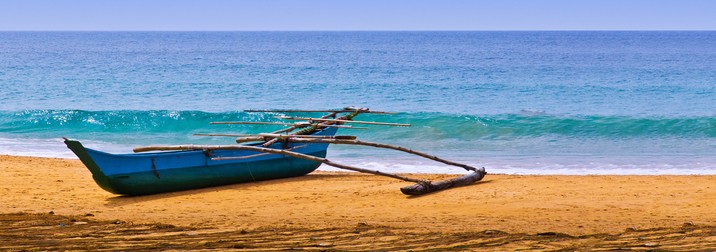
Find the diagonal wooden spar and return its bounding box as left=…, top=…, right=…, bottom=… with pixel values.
left=283, top=138, right=479, bottom=172
left=133, top=144, right=425, bottom=183
left=277, top=116, right=411, bottom=127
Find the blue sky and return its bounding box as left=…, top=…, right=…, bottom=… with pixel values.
left=1, top=0, right=714, bottom=31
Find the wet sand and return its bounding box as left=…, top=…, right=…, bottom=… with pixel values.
left=1, top=155, right=715, bottom=250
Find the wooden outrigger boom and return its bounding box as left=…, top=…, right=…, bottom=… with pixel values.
left=133, top=143, right=486, bottom=195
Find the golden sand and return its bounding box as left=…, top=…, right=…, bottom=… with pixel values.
left=1, top=155, right=715, bottom=250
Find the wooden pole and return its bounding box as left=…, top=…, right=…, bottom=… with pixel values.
left=194, top=133, right=357, bottom=140
left=314, top=124, right=368, bottom=129
left=234, top=136, right=269, bottom=144
left=209, top=121, right=364, bottom=129
left=210, top=121, right=298, bottom=126
left=212, top=145, right=307, bottom=160
left=245, top=108, right=396, bottom=114
left=278, top=116, right=411, bottom=127
left=193, top=133, right=254, bottom=137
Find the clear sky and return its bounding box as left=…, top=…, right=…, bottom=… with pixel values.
left=1, top=0, right=714, bottom=31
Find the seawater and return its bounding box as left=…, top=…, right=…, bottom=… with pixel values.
left=1, top=31, right=715, bottom=174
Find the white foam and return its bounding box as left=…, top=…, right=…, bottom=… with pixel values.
left=0, top=136, right=133, bottom=159
left=0, top=137, right=75, bottom=158
left=2, top=136, right=716, bottom=175
left=319, top=155, right=716, bottom=175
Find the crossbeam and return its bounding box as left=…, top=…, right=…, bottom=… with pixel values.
left=245, top=107, right=396, bottom=114
left=193, top=133, right=357, bottom=140
left=277, top=116, right=411, bottom=127
left=209, top=121, right=366, bottom=129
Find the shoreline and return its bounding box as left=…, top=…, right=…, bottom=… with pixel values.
left=2, top=154, right=715, bottom=249
left=3, top=149, right=716, bottom=175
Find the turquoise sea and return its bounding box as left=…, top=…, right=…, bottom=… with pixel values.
left=1, top=31, right=714, bottom=174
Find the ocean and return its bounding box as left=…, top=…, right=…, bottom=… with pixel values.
left=1, top=31, right=714, bottom=174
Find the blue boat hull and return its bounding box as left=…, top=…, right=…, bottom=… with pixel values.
left=65, top=128, right=337, bottom=195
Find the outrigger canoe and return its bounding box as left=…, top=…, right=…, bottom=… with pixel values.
left=64, top=127, right=338, bottom=196
left=65, top=107, right=486, bottom=196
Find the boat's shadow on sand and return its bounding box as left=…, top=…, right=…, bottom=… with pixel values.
left=103, top=173, right=340, bottom=207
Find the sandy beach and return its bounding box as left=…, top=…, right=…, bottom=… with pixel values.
left=1, top=155, right=715, bottom=250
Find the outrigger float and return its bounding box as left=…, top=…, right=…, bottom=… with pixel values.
left=64, top=107, right=486, bottom=196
